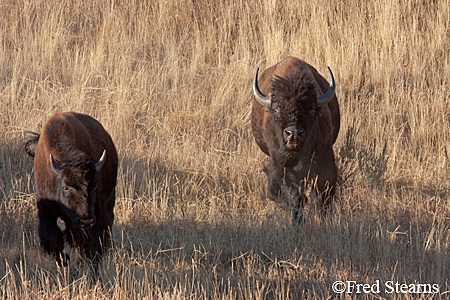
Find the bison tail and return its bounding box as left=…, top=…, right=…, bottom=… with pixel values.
left=24, top=131, right=40, bottom=158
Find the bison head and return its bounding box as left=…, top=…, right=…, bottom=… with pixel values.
left=253, top=68, right=335, bottom=152
left=49, top=150, right=106, bottom=229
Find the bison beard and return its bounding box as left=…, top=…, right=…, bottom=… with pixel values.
left=275, top=145, right=301, bottom=168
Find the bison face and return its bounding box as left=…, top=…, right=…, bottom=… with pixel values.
left=50, top=151, right=106, bottom=229
left=253, top=67, right=335, bottom=153
left=269, top=83, right=317, bottom=152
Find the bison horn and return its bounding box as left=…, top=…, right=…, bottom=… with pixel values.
left=94, top=150, right=106, bottom=172
left=49, top=154, right=62, bottom=176
left=253, top=68, right=272, bottom=108
left=316, top=67, right=336, bottom=107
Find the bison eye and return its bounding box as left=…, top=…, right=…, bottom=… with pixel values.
left=270, top=107, right=280, bottom=115
left=62, top=185, right=74, bottom=195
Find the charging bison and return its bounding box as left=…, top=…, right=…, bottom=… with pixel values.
left=251, top=56, right=340, bottom=220
left=32, top=112, right=118, bottom=269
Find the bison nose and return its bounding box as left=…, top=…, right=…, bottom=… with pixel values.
left=76, top=216, right=96, bottom=229
left=284, top=128, right=304, bottom=141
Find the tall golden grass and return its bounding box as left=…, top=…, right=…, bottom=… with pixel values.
left=1, top=0, right=450, bottom=298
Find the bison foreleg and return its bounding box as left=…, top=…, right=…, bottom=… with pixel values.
left=37, top=200, right=69, bottom=266
left=264, top=161, right=283, bottom=201
left=266, top=162, right=306, bottom=221
left=284, top=172, right=308, bottom=223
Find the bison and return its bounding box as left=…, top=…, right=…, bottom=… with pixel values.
left=32, top=112, right=118, bottom=270
left=251, top=56, right=340, bottom=220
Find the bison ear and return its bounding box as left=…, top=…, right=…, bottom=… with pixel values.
left=316, top=67, right=336, bottom=107
left=94, top=150, right=106, bottom=172
left=253, top=68, right=272, bottom=108
left=49, top=154, right=62, bottom=177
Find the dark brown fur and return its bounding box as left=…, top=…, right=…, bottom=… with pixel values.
left=251, top=57, right=340, bottom=219
left=33, top=112, right=118, bottom=269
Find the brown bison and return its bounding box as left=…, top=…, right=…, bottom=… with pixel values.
left=251, top=56, right=340, bottom=220
left=32, top=112, right=118, bottom=269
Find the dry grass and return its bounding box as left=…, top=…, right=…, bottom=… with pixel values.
left=1, top=0, right=450, bottom=298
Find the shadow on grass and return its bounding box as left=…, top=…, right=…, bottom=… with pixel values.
left=2, top=147, right=450, bottom=299
left=105, top=155, right=450, bottom=298
left=109, top=208, right=450, bottom=298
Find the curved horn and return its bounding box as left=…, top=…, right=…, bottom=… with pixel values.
left=253, top=68, right=271, bottom=108
left=94, top=150, right=106, bottom=172
left=316, top=67, right=336, bottom=107
left=49, top=154, right=62, bottom=176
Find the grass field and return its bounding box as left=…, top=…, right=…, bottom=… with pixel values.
left=1, top=0, right=450, bottom=298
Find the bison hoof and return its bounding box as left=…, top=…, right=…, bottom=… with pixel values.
left=56, top=253, right=70, bottom=267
